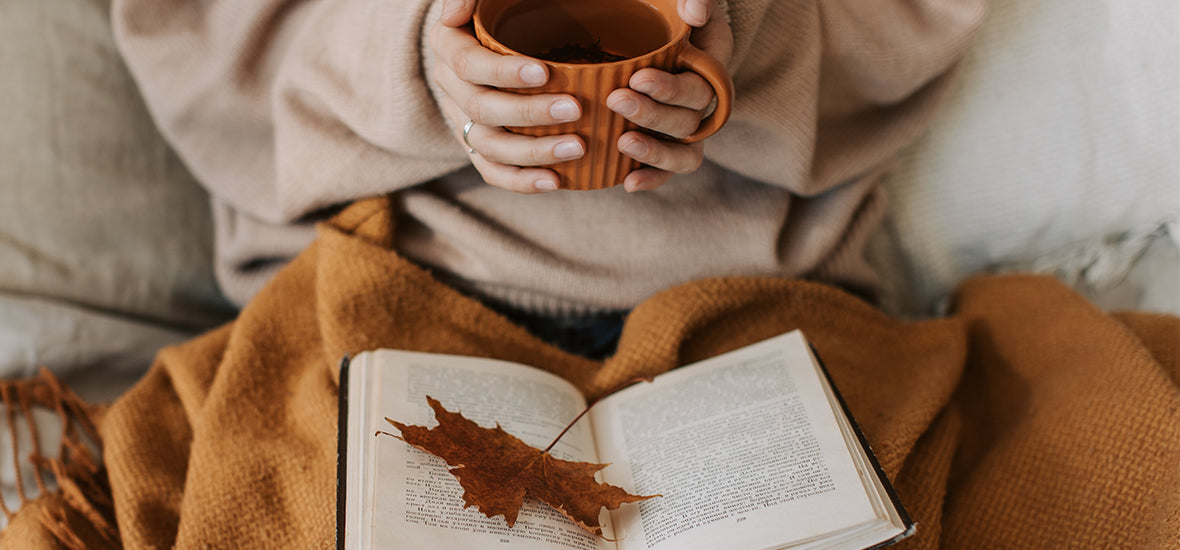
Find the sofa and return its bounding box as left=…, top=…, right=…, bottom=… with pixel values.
left=1, top=0, right=1176, bottom=527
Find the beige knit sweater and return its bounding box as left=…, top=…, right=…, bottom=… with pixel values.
left=112, top=0, right=985, bottom=314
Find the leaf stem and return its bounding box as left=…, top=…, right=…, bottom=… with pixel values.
left=541, top=377, right=651, bottom=454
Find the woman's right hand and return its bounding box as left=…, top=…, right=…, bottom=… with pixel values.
left=431, top=0, right=586, bottom=193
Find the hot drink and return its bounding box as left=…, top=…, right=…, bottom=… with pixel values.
left=537, top=41, right=629, bottom=64
left=490, top=0, right=669, bottom=64
left=473, top=0, right=733, bottom=190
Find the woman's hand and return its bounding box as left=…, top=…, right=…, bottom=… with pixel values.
left=609, top=0, right=734, bottom=192
left=432, top=0, right=585, bottom=193
left=432, top=0, right=732, bottom=193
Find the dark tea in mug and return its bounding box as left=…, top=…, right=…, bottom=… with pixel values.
left=490, top=0, right=671, bottom=64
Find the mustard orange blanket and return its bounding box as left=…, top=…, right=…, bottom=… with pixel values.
left=4, top=197, right=1178, bottom=548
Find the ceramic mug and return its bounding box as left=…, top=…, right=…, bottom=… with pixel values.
left=473, top=0, right=735, bottom=191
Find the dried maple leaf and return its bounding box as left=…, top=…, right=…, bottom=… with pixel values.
left=385, top=396, right=657, bottom=537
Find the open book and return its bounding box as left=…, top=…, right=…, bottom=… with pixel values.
left=338, top=330, right=913, bottom=550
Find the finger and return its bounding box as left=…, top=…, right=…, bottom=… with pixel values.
left=433, top=24, right=549, bottom=88
left=677, top=0, right=711, bottom=26
left=623, top=166, right=674, bottom=192
left=689, top=12, right=735, bottom=65
left=627, top=68, right=714, bottom=110
left=607, top=88, right=704, bottom=140
left=470, top=154, right=562, bottom=193
left=617, top=131, right=704, bottom=174
left=438, top=98, right=568, bottom=193
left=439, top=0, right=476, bottom=27
left=436, top=64, right=581, bottom=127
left=466, top=123, right=585, bottom=166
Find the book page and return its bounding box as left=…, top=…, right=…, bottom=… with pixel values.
left=590, top=332, right=880, bottom=550
left=348, top=350, right=615, bottom=550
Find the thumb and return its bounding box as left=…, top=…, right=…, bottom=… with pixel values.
left=440, top=0, right=476, bottom=27
left=678, top=0, right=710, bottom=27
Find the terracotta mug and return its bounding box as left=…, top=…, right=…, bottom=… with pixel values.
left=473, top=0, right=734, bottom=191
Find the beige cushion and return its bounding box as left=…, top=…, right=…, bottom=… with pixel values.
left=0, top=0, right=231, bottom=329
left=879, top=0, right=1180, bottom=316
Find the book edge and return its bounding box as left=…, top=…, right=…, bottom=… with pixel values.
left=336, top=354, right=351, bottom=550
left=807, top=343, right=915, bottom=548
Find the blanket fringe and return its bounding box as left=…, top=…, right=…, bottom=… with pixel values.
left=0, top=367, right=119, bottom=549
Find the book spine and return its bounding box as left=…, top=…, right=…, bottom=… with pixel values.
left=335, top=355, right=351, bottom=550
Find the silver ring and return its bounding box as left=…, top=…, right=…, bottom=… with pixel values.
left=462, top=120, right=476, bottom=154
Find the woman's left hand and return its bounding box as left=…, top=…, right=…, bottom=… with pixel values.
left=608, top=1, right=734, bottom=192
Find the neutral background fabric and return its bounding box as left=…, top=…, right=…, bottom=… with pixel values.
left=0, top=0, right=234, bottom=521
left=0, top=0, right=232, bottom=331
left=876, top=0, right=1180, bottom=315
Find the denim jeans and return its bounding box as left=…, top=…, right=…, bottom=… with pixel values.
left=487, top=302, right=627, bottom=360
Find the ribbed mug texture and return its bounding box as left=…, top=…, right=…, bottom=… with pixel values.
left=512, top=51, right=681, bottom=191
left=473, top=0, right=732, bottom=191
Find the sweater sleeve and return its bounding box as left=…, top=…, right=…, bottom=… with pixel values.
left=111, top=0, right=469, bottom=224
left=706, top=0, right=987, bottom=196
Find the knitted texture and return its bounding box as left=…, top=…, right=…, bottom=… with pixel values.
left=5, top=197, right=1177, bottom=548
left=111, top=0, right=987, bottom=312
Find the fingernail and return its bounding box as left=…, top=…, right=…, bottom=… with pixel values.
left=620, top=137, right=648, bottom=158
left=685, top=0, right=708, bottom=25
left=554, top=140, right=584, bottom=160
left=550, top=99, right=579, bottom=121
left=534, top=178, right=558, bottom=191
left=520, top=63, right=546, bottom=86
left=609, top=97, right=638, bottom=117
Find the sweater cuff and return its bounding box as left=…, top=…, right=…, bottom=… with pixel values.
left=419, top=0, right=463, bottom=139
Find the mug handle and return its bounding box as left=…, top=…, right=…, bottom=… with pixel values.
left=676, top=43, right=735, bottom=143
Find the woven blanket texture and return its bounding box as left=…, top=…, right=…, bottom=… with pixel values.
left=2, top=197, right=1177, bottom=549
